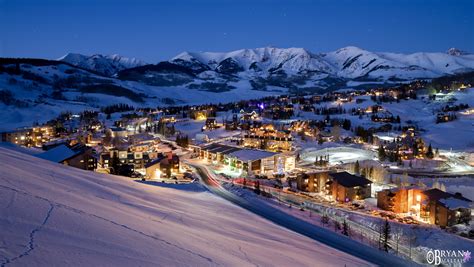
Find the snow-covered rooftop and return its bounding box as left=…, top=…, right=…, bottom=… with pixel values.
left=36, top=144, right=77, bottom=163
left=227, top=149, right=277, bottom=161
left=439, top=197, right=472, bottom=209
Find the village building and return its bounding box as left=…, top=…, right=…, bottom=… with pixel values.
left=242, top=124, right=293, bottom=152
left=224, top=115, right=240, bottom=131
left=296, top=171, right=372, bottom=202
left=383, top=129, right=426, bottom=160
left=327, top=172, right=372, bottom=202
left=296, top=171, right=330, bottom=193
left=189, top=107, right=216, bottom=120
left=420, top=188, right=472, bottom=227
left=378, top=187, right=473, bottom=227
left=196, top=143, right=295, bottom=176
left=110, top=127, right=128, bottom=138
left=37, top=143, right=96, bottom=170
left=377, top=187, right=424, bottom=214
left=203, top=117, right=219, bottom=130
left=239, top=109, right=260, bottom=121
left=100, top=149, right=157, bottom=175
left=145, top=152, right=180, bottom=179
left=1, top=126, right=55, bottom=147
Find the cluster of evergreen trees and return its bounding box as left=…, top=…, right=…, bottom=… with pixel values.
left=101, top=103, right=135, bottom=115
left=354, top=126, right=374, bottom=143
left=314, top=105, right=346, bottom=115
left=175, top=134, right=189, bottom=148
left=314, top=155, right=329, bottom=167
left=320, top=213, right=350, bottom=236
left=442, top=103, right=469, bottom=112
left=0, top=89, right=29, bottom=107
left=150, top=121, right=175, bottom=136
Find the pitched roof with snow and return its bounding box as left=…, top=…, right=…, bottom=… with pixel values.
left=329, top=171, right=372, bottom=188
left=439, top=197, right=472, bottom=209
left=37, top=144, right=91, bottom=163
left=202, top=143, right=242, bottom=155
left=144, top=154, right=166, bottom=168
left=227, top=149, right=277, bottom=162
left=423, top=188, right=472, bottom=209
left=423, top=188, right=471, bottom=201
left=201, top=143, right=279, bottom=161
left=37, top=145, right=78, bottom=163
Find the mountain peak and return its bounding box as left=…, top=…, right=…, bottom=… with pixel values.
left=334, top=46, right=367, bottom=54
left=447, top=48, right=469, bottom=56
left=57, top=52, right=87, bottom=63
left=58, top=52, right=146, bottom=76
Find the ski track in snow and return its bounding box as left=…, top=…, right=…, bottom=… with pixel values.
left=0, top=186, right=54, bottom=267
left=238, top=245, right=259, bottom=267
left=0, top=184, right=216, bottom=265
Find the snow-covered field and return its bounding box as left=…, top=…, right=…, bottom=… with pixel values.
left=384, top=89, right=474, bottom=151
left=301, top=146, right=377, bottom=165
left=0, top=144, right=370, bottom=266
left=313, top=88, right=474, bottom=151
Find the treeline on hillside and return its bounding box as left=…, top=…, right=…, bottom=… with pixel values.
left=0, top=89, right=29, bottom=107
left=79, top=84, right=145, bottom=103
left=101, top=103, right=135, bottom=114
left=428, top=71, right=474, bottom=91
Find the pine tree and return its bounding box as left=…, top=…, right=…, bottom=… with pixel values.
left=110, top=152, right=120, bottom=175
left=425, top=143, right=434, bottom=159
left=321, top=213, right=329, bottom=226
left=382, top=219, right=391, bottom=252
left=378, top=145, right=386, bottom=161
left=342, top=219, right=349, bottom=236
left=254, top=180, right=261, bottom=195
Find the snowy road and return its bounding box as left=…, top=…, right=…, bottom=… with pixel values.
left=187, top=161, right=415, bottom=266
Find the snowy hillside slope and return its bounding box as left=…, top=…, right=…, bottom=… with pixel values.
left=0, top=59, right=286, bottom=131
left=0, top=145, right=370, bottom=266
left=59, top=53, right=146, bottom=76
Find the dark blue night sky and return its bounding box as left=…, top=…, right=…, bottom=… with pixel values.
left=1, top=0, right=473, bottom=62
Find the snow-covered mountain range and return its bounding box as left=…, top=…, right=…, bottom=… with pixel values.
left=1, top=46, right=473, bottom=130
left=59, top=53, right=146, bottom=76
left=56, top=46, right=474, bottom=87
left=171, top=46, right=474, bottom=83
